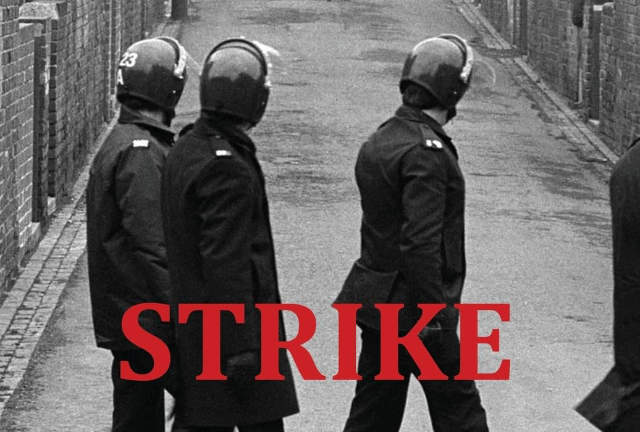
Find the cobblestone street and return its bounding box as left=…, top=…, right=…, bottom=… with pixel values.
left=0, top=0, right=620, bottom=430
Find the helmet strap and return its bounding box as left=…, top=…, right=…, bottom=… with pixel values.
left=446, top=106, right=457, bottom=122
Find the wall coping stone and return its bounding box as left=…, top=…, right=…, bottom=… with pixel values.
left=19, top=1, right=66, bottom=21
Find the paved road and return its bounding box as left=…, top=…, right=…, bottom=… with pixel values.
left=0, top=0, right=615, bottom=430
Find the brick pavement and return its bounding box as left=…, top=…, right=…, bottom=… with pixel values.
left=0, top=122, right=101, bottom=415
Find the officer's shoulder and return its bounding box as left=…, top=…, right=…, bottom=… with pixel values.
left=173, top=129, right=236, bottom=164
left=206, top=134, right=237, bottom=161
left=399, top=140, right=446, bottom=168
left=187, top=136, right=245, bottom=177
left=178, top=123, right=195, bottom=138
left=197, top=139, right=251, bottom=185
left=415, top=124, right=445, bottom=152
left=378, top=119, right=445, bottom=154
left=418, top=138, right=445, bottom=152
left=613, top=141, right=640, bottom=181
left=374, top=117, right=419, bottom=146
left=126, top=135, right=163, bottom=160
left=115, top=123, right=158, bottom=151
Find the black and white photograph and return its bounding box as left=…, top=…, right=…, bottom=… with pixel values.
left=0, top=0, right=638, bottom=430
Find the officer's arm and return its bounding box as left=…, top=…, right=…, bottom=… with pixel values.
left=115, top=144, right=170, bottom=303
left=399, top=145, right=447, bottom=305
left=195, top=158, right=260, bottom=356
left=611, top=156, right=640, bottom=239
left=610, top=155, right=640, bottom=384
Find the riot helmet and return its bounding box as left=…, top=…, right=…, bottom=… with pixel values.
left=200, top=38, right=271, bottom=126
left=400, top=34, right=474, bottom=109
left=116, top=37, right=188, bottom=114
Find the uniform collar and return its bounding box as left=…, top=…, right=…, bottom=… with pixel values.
left=395, top=104, right=452, bottom=144
left=118, top=105, right=175, bottom=142
left=193, top=115, right=257, bottom=154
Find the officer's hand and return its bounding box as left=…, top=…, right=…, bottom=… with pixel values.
left=225, top=351, right=260, bottom=393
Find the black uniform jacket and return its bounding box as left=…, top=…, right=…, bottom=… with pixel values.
left=335, top=105, right=465, bottom=331
left=86, top=106, right=173, bottom=350
left=610, top=141, right=640, bottom=386
left=162, top=117, right=299, bottom=426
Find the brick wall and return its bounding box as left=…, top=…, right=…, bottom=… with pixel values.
left=477, top=0, right=640, bottom=155
left=480, top=0, right=587, bottom=101
left=481, top=0, right=513, bottom=41
left=527, top=0, right=587, bottom=102
left=0, top=0, right=169, bottom=291
left=0, top=0, right=41, bottom=290
left=12, top=24, right=37, bottom=254
left=598, top=0, right=640, bottom=154
left=51, top=0, right=110, bottom=198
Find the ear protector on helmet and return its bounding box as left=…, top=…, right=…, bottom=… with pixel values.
left=156, top=36, right=188, bottom=79
left=437, top=34, right=474, bottom=84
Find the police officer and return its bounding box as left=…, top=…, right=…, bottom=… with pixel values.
left=607, top=138, right=640, bottom=430
left=86, top=36, right=187, bottom=432
left=577, top=138, right=640, bottom=431
left=162, top=38, right=299, bottom=432
left=335, top=34, right=489, bottom=431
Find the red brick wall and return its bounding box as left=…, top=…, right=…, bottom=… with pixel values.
left=0, top=0, right=168, bottom=291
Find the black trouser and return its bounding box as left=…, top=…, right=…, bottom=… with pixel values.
left=343, top=327, right=489, bottom=432
left=111, top=349, right=165, bottom=432
left=172, top=418, right=284, bottom=432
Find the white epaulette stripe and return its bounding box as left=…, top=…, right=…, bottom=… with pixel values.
left=425, top=139, right=443, bottom=150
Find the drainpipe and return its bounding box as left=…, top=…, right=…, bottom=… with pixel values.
left=172, top=0, right=188, bottom=20
left=572, top=0, right=586, bottom=104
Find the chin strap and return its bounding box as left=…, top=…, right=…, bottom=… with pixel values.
left=446, top=106, right=457, bottom=122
